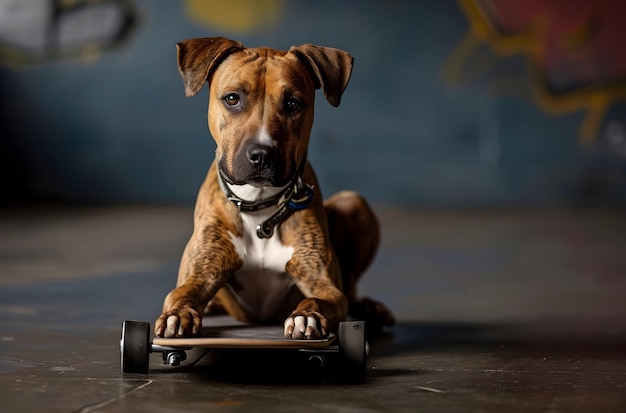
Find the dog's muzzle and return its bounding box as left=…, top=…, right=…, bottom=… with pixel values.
left=223, top=142, right=291, bottom=187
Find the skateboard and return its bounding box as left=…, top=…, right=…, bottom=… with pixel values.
left=120, top=318, right=368, bottom=381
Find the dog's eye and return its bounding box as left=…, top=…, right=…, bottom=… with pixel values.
left=224, top=93, right=240, bottom=106
left=285, top=97, right=301, bottom=112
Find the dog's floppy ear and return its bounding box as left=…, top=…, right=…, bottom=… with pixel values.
left=289, top=44, right=353, bottom=107
left=177, top=37, right=244, bottom=97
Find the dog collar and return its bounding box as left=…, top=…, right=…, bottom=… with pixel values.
left=217, top=166, right=314, bottom=239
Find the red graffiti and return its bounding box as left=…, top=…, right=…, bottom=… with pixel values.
left=477, top=0, right=626, bottom=92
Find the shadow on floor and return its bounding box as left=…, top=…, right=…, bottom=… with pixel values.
left=141, top=319, right=626, bottom=386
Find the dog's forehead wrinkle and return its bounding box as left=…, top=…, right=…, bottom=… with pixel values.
left=217, top=53, right=311, bottom=103
left=272, top=63, right=316, bottom=98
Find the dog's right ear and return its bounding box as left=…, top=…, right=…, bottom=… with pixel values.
left=177, top=37, right=244, bottom=97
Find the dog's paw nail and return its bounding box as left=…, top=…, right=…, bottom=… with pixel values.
left=165, top=315, right=179, bottom=337
left=308, top=316, right=321, bottom=336
left=283, top=318, right=295, bottom=337
left=294, top=315, right=306, bottom=329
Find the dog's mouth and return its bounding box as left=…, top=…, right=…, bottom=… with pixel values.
left=245, top=171, right=284, bottom=188
left=248, top=177, right=276, bottom=188
left=218, top=163, right=293, bottom=189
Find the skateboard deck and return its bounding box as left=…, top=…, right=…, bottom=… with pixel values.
left=152, top=323, right=335, bottom=349
left=121, top=318, right=366, bottom=381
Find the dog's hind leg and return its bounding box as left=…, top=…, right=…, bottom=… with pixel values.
left=324, top=191, right=395, bottom=334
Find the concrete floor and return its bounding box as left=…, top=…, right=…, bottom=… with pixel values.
left=1, top=205, right=625, bottom=412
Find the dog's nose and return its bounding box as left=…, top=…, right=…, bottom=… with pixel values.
left=246, top=144, right=275, bottom=169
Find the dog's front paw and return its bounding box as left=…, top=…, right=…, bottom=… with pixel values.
left=284, top=311, right=328, bottom=339
left=154, top=305, right=202, bottom=338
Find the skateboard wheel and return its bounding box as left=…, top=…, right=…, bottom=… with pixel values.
left=307, top=354, right=325, bottom=368
left=337, top=320, right=367, bottom=382
left=120, top=320, right=150, bottom=374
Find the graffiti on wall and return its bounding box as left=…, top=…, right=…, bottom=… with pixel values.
left=0, top=0, right=137, bottom=66
left=183, top=0, right=284, bottom=34
left=443, top=0, right=626, bottom=144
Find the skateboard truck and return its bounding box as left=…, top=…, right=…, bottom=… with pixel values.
left=151, top=344, right=188, bottom=366
left=120, top=319, right=368, bottom=382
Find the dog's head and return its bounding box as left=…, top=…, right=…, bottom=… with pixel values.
left=176, top=37, right=353, bottom=188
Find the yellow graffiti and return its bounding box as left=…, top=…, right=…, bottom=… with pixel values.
left=442, top=0, right=626, bottom=144
left=184, top=0, right=284, bottom=34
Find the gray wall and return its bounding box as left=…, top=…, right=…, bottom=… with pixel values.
left=2, top=0, right=625, bottom=207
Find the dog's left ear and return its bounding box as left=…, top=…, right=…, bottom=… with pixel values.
left=177, top=37, right=244, bottom=97
left=289, top=45, right=353, bottom=107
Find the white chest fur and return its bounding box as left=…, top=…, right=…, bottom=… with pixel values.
left=226, top=185, right=302, bottom=320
